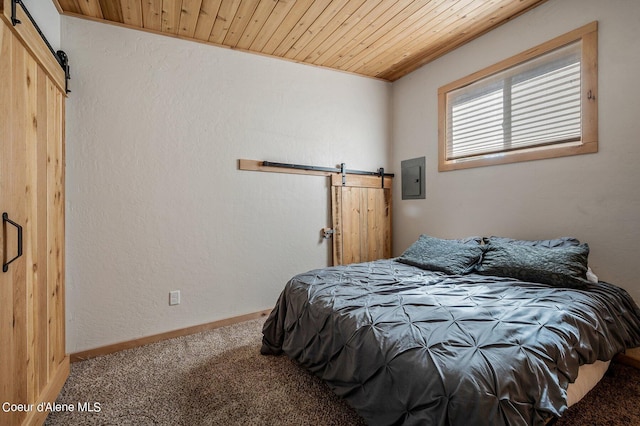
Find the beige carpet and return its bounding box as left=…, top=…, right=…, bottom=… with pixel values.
left=46, top=318, right=639, bottom=425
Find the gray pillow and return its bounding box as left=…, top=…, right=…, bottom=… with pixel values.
left=397, top=235, right=483, bottom=275
left=476, top=241, right=590, bottom=288
left=486, top=236, right=581, bottom=248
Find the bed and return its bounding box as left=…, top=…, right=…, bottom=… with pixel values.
left=261, top=235, right=640, bottom=425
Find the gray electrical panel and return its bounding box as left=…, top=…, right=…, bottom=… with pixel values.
left=401, top=157, right=425, bottom=200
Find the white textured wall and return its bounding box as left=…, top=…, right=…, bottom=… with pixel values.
left=21, top=0, right=60, bottom=50
left=392, top=0, right=640, bottom=302
left=62, top=17, right=390, bottom=352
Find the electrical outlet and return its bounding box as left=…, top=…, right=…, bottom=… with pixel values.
left=169, top=290, right=180, bottom=306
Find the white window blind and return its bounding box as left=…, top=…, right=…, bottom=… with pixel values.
left=446, top=41, right=582, bottom=161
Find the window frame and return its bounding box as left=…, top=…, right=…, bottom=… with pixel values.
left=438, top=22, right=598, bottom=172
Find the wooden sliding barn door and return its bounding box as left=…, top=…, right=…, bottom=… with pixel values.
left=0, top=6, right=68, bottom=426
left=238, top=159, right=393, bottom=267
left=331, top=174, right=392, bottom=265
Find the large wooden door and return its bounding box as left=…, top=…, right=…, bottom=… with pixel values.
left=0, top=8, right=68, bottom=426
left=0, top=20, right=28, bottom=426
left=331, top=174, right=392, bottom=265
left=238, top=159, right=393, bottom=267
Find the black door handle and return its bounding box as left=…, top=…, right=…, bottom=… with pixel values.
left=3, top=212, right=23, bottom=273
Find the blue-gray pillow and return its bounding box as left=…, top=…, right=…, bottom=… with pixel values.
left=397, top=235, right=483, bottom=275
left=476, top=241, right=590, bottom=288
left=486, top=236, right=581, bottom=248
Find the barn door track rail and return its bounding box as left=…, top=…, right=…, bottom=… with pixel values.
left=238, top=159, right=394, bottom=188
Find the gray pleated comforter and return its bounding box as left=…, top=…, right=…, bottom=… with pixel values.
left=261, top=259, right=640, bottom=426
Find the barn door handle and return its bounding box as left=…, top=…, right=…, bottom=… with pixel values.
left=3, top=212, right=23, bottom=273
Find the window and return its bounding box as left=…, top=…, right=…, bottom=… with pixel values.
left=438, top=22, right=598, bottom=171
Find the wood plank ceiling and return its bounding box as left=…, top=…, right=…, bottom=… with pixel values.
left=54, top=0, right=548, bottom=81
